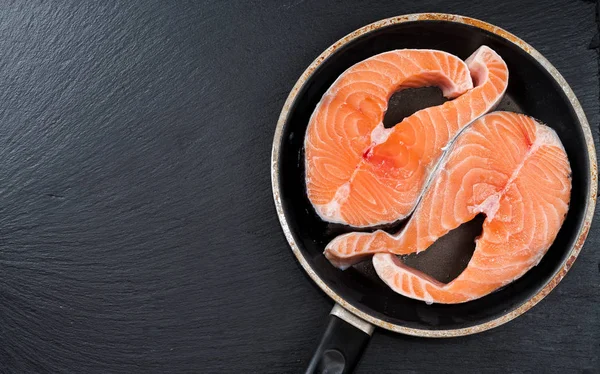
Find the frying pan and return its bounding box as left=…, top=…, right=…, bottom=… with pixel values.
left=271, top=13, right=597, bottom=373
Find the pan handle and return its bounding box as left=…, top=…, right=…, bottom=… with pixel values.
left=306, top=304, right=374, bottom=374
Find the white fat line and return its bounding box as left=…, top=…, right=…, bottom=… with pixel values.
left=407, top=277, right=416, bottom=299
left=317, top=121, right=392, bottom=221
left=316, top=182, right=350, bottom=222
left=370, top=122, right=391, bottom=144
left=471, top=120, right=564, bottom=220
left=422, top=286, right=434, bottom=305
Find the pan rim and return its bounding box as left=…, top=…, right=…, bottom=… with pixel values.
left=270, top=12, right=597, bottom=337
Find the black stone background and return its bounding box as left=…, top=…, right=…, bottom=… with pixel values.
left=0, top=1, right=597, bottom=373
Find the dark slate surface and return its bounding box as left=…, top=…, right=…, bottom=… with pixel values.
left=0, top=1, right=597, bottom=373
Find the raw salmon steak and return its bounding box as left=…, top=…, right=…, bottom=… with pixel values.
left=326, top=112, right=572, bottom=303
left=305, top=46, right=508, bottom=227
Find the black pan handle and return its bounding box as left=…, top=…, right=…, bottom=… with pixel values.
left=306, top=304, right=374, bottom=374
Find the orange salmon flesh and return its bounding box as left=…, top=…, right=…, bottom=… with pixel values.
left=305, top=46, right=508, bottom=227
left=304, top=46, right=571, bottom=304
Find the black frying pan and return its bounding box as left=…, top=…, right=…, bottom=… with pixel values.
left=271, top=14, right=597, bottom=373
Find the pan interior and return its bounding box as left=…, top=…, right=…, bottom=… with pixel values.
left=277, top=20, right=590, bottom=331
